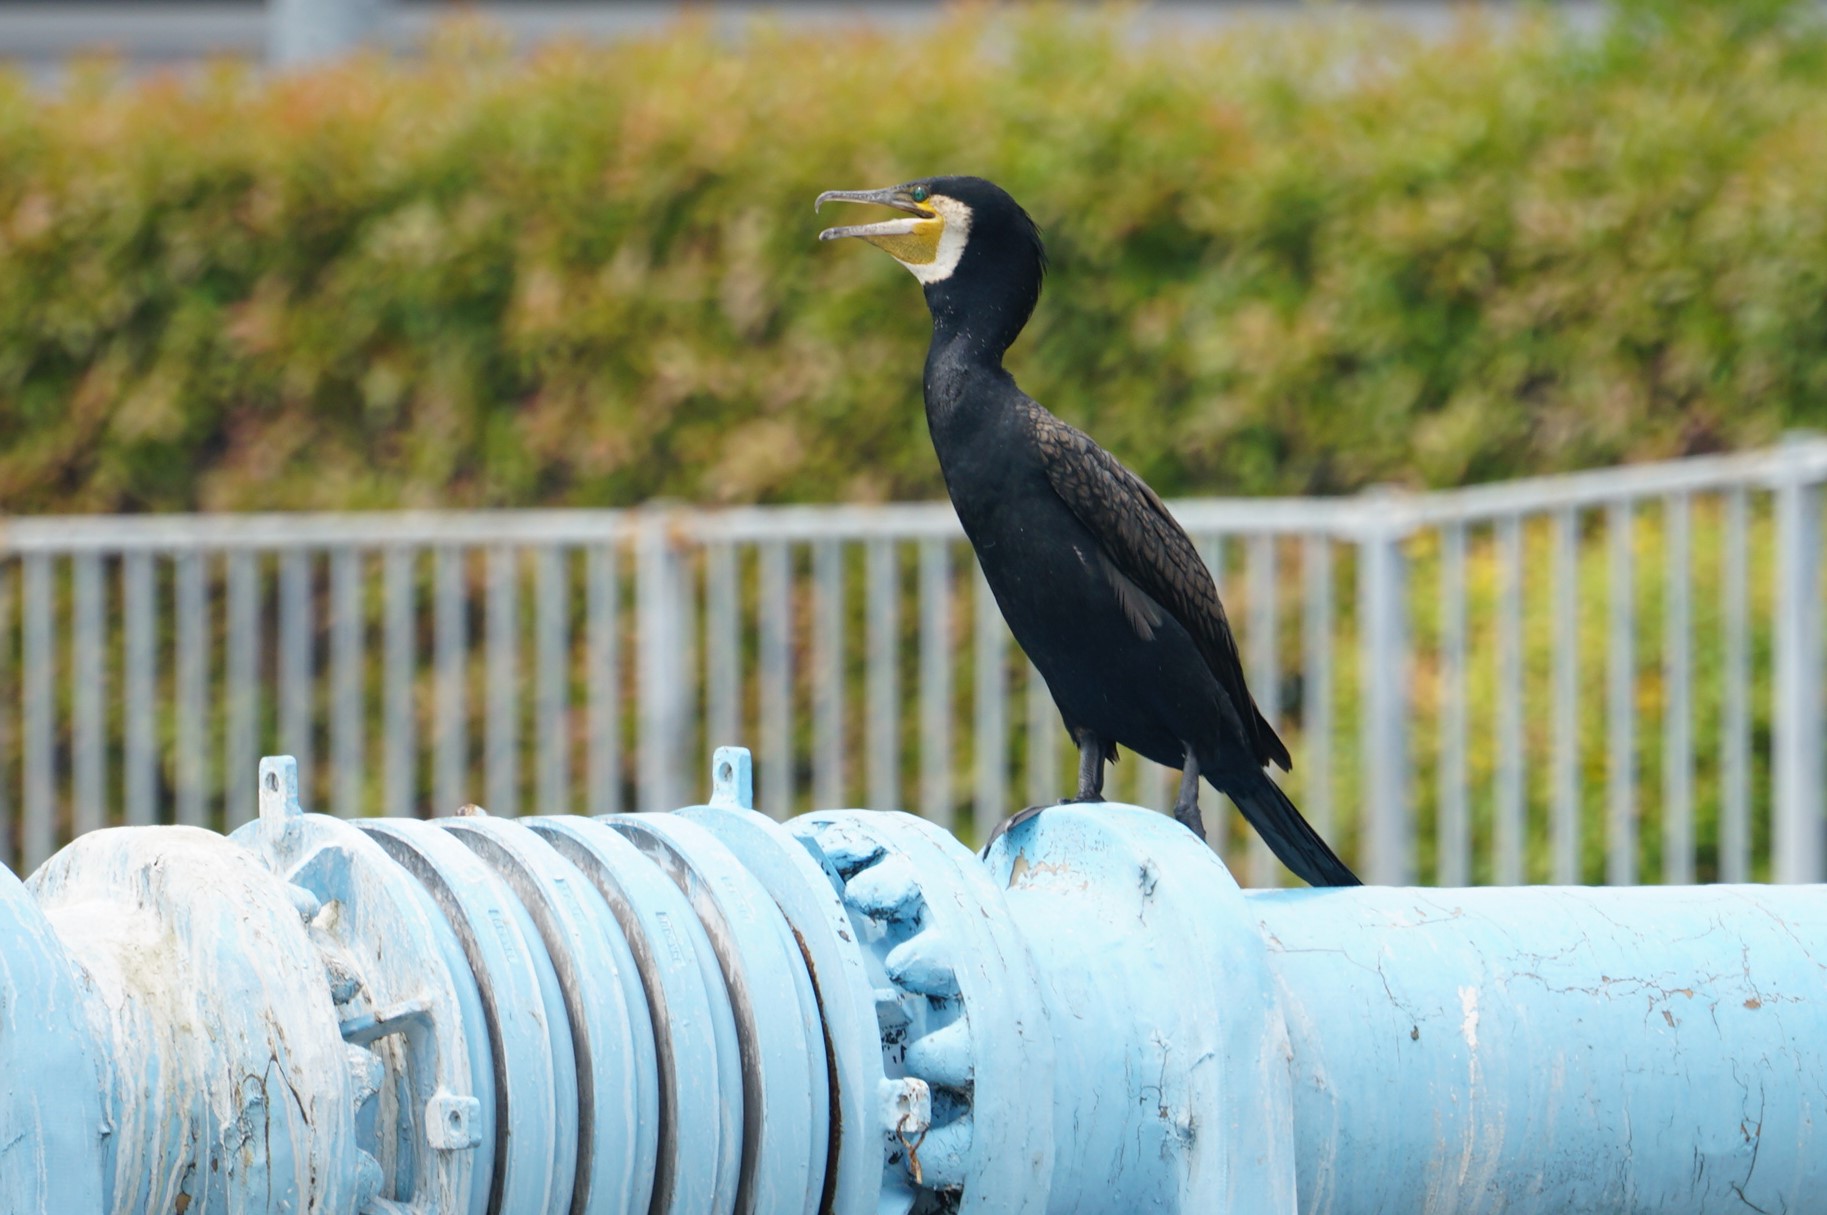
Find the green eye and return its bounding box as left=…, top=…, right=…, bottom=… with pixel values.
left=911, top=186, right=930, bottom=203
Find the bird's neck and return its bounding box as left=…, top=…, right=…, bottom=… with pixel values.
left=922, top=323, right=1011, bottom=446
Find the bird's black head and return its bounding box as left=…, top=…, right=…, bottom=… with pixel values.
left=816, top=175, right=1047, bottom=358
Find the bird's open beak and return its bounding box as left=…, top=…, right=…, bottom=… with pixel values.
left=815, top=186, right=944, bottom=265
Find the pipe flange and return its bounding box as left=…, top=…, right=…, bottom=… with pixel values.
left=683, top=795, right=895, bottom=1215
left=983, top=803, right=1300, bottom=1215
left=792, top=811, right=1054, bottom=1214
left=355, top=817, right=578, bottom=1215
left=437, top=811, right=660, bottom=1215
left=526, top=815, right=744, bottom=1215
left=231, top=758, right=492, bottom=1215
left=607, top=812, right=831, bottom=1215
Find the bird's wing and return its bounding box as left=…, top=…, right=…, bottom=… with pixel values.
left=1027, top=402, right=1291, bottom=771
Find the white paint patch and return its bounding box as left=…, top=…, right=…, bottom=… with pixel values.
left=1456, top=983, right=1482, bottom=1191
left=906, top=195, right=973, bottom=285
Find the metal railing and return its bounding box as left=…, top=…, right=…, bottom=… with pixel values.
left=2, top=438, right=1823, bottom=884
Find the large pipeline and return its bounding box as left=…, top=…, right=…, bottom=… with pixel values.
left=1, top=747, right=1821, bottom=1214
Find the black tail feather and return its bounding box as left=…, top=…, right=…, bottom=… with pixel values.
left=1228, top=768, right=1361, bottom=887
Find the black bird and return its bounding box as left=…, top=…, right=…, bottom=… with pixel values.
left=817, top=175, right=1359, bottom=887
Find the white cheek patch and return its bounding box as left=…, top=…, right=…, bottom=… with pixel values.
left=906, top=197, right=972, bottom=285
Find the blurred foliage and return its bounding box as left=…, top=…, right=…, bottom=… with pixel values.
left=3, top=1, right=1827, bottom=513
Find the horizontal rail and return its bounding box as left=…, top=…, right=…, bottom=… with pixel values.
left=10, top=439, right=1827, bottom=554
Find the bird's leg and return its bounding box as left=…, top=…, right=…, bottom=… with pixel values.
left=1063, top=728, right=1107, bottom=803
left=1172, top=750, right=1207, bottom=841
left=987, top=729, right=1104, bottom=857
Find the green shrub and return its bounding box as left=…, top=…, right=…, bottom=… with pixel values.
left=3, top=2, right=1827, bottom=513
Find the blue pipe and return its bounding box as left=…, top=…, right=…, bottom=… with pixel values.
left=1, top=747, right=1821, bottom=1214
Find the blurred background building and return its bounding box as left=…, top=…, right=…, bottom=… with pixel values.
left=0, top=1, right=1607, bottom=74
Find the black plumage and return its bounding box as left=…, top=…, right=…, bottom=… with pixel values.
left=818, top=175, right=1359, bottom=887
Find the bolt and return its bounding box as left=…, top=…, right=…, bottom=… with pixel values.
left=424, top=1091, right=482, bottom=1151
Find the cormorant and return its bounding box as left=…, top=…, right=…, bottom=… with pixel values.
left=817, top=175, right=1360, bottom=887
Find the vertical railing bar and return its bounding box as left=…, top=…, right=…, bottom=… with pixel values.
left=919, top=540, right=952, bottom=832
left=813, top=539, right=845, bottom=811
left=706, top=542, right=741, bottom=768
left=1025, top=659, right=1056, bottom=811
left=1495, top=514, right=1525, bottom=886
left=636, top=524, right=691, bottom=813
left=1200, top=534, right=1227, bottom=601
left=123, top=552, right=156, bottom=828
left=330, top=547, right=361, bottom=819
left=1146, top=747, right=1174, bottom=815
left=175, top=551, right=207, bottom=830
left=865, top=539, right=899, bottom=812
left=0, top=563, right=13, bottom=869
left=278, top=550, right=314, bottom=806
left=382, top=546, right=414, bottom=818
left=1605, top=499, right=1637, bottom=886
left=1247, top=532, right=1278, bottom=884
left=973, top=563, right=1006, bottom=844
left=1358, top=495, right=1412, bottom=884
left=433, top=546, right=467, bottom=817
left=225, top=551, right=259, bottom=829
left=1662, top=492, right=1694, bottom=884
left=486, top=545, right=519, bottom=816
left=758, top=541, right=792, bottom=819
left=1772, top=445, right=1824, bottom=883
left=535, top=545, right=569, bottom=816
left=71, top=554, right=105, bottom=838
left=1720, top=489, right=1750, bottom=883
left=678, top=545, right=700, bottom=803
left=1437, top=521, right=1469, bottom=886
left=21, top=554, right=53, bottom=868
left=586, top=543, right=621, bottom=816
left=1551, top=507, right=1580, bottom=884
left=1299, top=533, right=1334, bottom=853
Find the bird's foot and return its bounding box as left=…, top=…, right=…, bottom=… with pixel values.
left=978, top=804, right=1051, bottom=858
left=1171, top=799, right=1209, bottom=845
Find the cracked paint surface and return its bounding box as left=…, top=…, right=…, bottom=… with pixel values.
left=1251, top=884, right=1826, bottom=1215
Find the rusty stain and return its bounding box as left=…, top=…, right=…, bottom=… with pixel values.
left=1661, top=1010, right=1676, bottom=1028
left=1744, top=997, right=1763, bottom=1010
left=895, top=1112, right=928, bottom=1189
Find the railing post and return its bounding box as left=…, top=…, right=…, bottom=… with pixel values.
left=1356, top=487, right=1412, bottom=885
left=638, top=516, right=691, bottom=812
left=1772, top=434, right=1824, bottom=883
left=267, top=0, right=384, bottom=66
